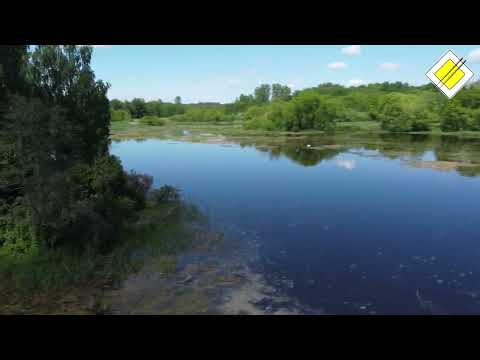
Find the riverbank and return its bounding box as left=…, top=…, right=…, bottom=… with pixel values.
left=110, top=119, right=480, bottom=143
left=0, top=200, right=204, bottom=314
left=4, top=125, right=480, bottom=314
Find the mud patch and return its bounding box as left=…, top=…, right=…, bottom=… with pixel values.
left=310, top=144, right=345, bottom=150
left=102, top=225, right=320, bottom=315
left=405, top=160, right=478, bottom=172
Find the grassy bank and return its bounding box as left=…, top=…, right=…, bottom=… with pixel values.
left=0, top=199, right=205, bottom=314
left=111, top=119, right=480, bottom=142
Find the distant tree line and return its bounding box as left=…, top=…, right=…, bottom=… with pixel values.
left=126, top=81, right=480, bottom=133
left=110, top=97, right=186, bottom=119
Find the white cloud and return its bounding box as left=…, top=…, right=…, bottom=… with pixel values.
left=348, top=79, right=363, bottom=87
left=327, top=61, right=348, bottom=69
left=287, top=83, right=296, bottom=89
left=379, top=62, right=400, bottom=71
left=336, top=159, right=356, bottom=170
left=341, top=45, right=361, bottom=56
left=468, top=48, right=480, bottom=63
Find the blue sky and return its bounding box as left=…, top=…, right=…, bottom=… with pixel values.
left=90, top=45, right=480, bottom=104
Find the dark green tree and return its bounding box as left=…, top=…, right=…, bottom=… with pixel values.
left=129, top=98, right=147, bottom=118
left=271, top=84, right=291, bottom=102
left=440, top=100, right=472, bottom=132
left=110, top=99, right=125, bottom=111
left=254, top=84, right=271, bottom=104
left=1, top=45, right=150, bottom=252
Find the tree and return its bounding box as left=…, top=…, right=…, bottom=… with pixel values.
left=174, top=96, right=182, bottom=105
left=129, top=98, right=147, bottom=118
left=379, top=94, right=415, bottom=132
left=110, top=99, right=125, bottom=111
left=440, top=100, right=472, bottom=131
left=254, top=84, right=271, bottom=104
left=290, top=92, right=322, bottom=130
left=27, top=45, right=111, bottom=163
left=111, top=109, right=131, bottom=122
left=227, top=94, right=256, bottom=113
left=0, top=46, right=30, bottom=197
left=1, top=45, right=149, bottom=252
left=145, top=99, right=163, bottom=117
left=271, top=84, right=292, bottom=102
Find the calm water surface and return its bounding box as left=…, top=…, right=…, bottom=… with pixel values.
left=111, top=135, right=480, bottom=314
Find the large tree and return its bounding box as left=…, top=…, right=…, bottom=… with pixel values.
left=271, top=83, right=291, bottom=102
left=1, top=45, right=146, bottom=250
left=129, top=97, right=147, bottom=119
left=0, top=46, right=30, bottom=197
left=254, top=84, right=271, bottom=104
left=27, top=45, right=111, bottom=163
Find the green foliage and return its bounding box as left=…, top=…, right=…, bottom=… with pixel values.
left=440, top=100, right=473, bottom=132
left=129, top=98, right=147, bottom=118
left=243, top=92, right=337, bottom=132
left=468, top=110, right=480, bottom=131
left=456, top=85, right=480, bottom=109
left=111, top=109, right=131, bottom=122
left=226, top=94, right=256, bottom=113
left=254, top=84, right=271, bottom=103
left=110, top=98, right=185, bottom=118
left=271, top=83, right=292, bottom=101
left=28, top=46, right=111, bottom=163
left=175, top=107, right=235, bottom=123
left=238, top=81, right=470, bottom=133
left=378, top=94, right=415, bottom=132
left=151, top=185, right=181, bottom=204
left=243, top=106, right=271, bottom=130
left=289, top=92, right=323, bottom=130
left=105, top=80, right=480, bottom=136
left=289, top=92, right=337, bottom=131
left=110, top=99, right=126, bottom=111
left=139, top=115, right=166, bottom=126
left=0, top=45, right=157, bottom=266
left=378, top=94, right=432, bottom=132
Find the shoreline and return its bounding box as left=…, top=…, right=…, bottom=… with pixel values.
left=110, top=120, right=480, bottom=142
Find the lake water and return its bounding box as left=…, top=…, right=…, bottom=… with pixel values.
left=111, top=134, right=480, bottom=314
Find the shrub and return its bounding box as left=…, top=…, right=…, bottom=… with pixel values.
left=125, top=172, right=154, bottom=210
left=440, top=101, right=473, bottom=131
left=175, top=108, right=234, bottom=123
left=243, top=106, right=271, bottom=130
left=290, top=92, right=323, bottom=130
left=289, top=92, right=337, bottom=131
left=111, top=109, right=131, bottom=122
left=3, top=155, right=154, bottom=252
left=411, top=120, right=431, bottom=132
left=139, top=116, right=166, bottom=126
left=379, top=94, right=414, bottom=132
left=467, top=110, right=480, bottom=130
left=151, top=185, right=181, bottom=204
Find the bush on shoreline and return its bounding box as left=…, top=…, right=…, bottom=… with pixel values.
left=111, top=109, right=132, bottom=122
left=139, top=116, right=167, bottom=126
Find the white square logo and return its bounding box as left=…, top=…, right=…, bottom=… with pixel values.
left=426, top=50, right=474, bottom=99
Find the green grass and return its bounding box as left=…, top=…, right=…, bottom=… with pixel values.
left=335, top=121, right=381, bottom=132
left=111, top=119, right=330, bottom=141
left=111, top=119, right=480, bottom=142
